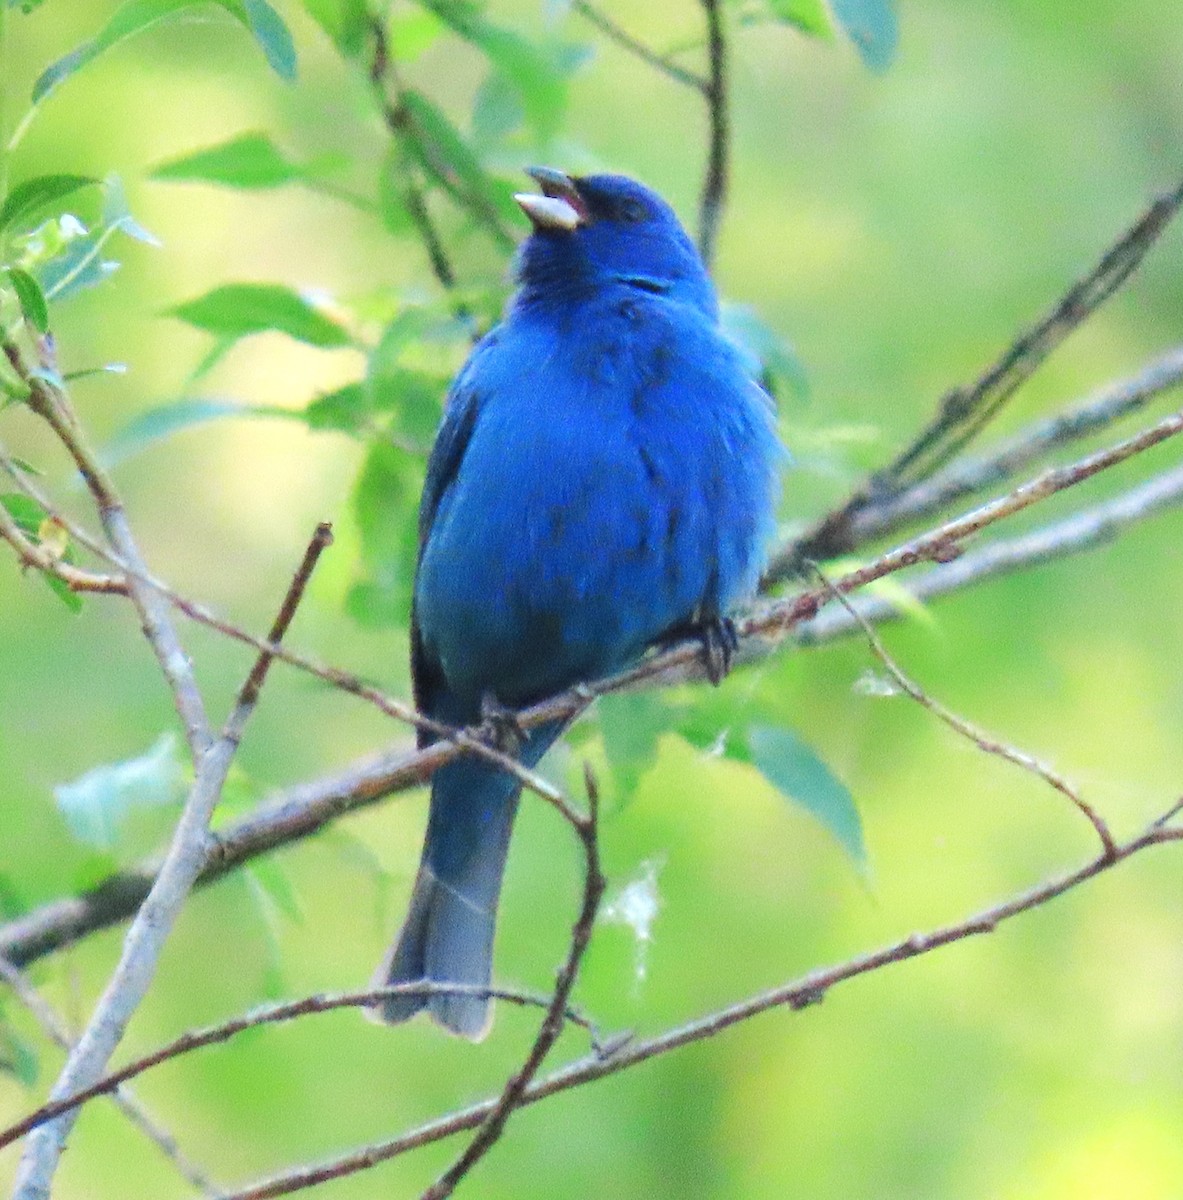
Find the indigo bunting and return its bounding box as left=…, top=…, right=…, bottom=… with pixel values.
left=372, top=168, right=783, bottom=1039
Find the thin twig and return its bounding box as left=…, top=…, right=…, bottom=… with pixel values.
left=570, top=1, right=706, bottom=91
left=218, top=810, right=1183, bottom=1200
left=2, top=408, right=1180, bottom=971
left=696, top=0, right=729, bottom=267
left=0, top=959, right=222, bottom=1196
left=420, top=765, right=605, bottom=1200
left=6, top=338, right=211, bottom=758
left=796, top=457, right=1183, bottom=645
left=0, top=499, right=126, bottom=594
left=366, top=14, right=458, bottom=291
left=783, top=176, right=1183, bottom=573
left=0, top=447, right=572, bottom=816
left=10, top=522, right=330, bottom=1200
left=836, top=345, right=1183, bottom=553
left=234, top=522, right=334, bottom=716
left=813, top=569, right=1117, bottom=857
left=0, top=984, right=605, bottom=1152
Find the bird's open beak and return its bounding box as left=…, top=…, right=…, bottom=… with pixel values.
left=514, top=167, right=587, bottom=231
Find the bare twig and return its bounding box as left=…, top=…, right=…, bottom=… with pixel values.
left=10, top=522, right=329, bottom=1200
left=0, top=984, right=604, bottom=1153
left=796, top=457, right=1183, bottom=645
left=815, top=570, right=1117, bottom=856
left=0, top=492, right=126, bottom=594
left=835, top=346, right=1183, bottom=553
left=218, top=809, right=1183, bottom=1200
left=2, top=408, right=1180, bottom=972
left=0, top=450, right=572, bottom=815
left=783, top=177, right=1183, bottom=573
left=0, top=959, right=222, bottom=1196
left=696, top=0, right=729, bottom=267
left=365, top=14, right=458, bottom=291
left=421, top=765, right=605, bottom=1200
left=570, top=1, right=707, bottom=91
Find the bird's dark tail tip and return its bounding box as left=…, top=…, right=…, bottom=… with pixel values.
left=367, top=865, right=496, bottom=1042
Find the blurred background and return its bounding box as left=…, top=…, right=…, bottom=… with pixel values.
left=1, top=0, right=1182, bottom=1197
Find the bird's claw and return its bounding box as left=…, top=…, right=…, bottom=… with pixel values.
left=698, top=616, right=739, bottom=686
left=479, top=691, right=525, bottom=754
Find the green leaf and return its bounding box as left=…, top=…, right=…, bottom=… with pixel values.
left=29, top=177, right=159, bottom=303
left=242, top=0, right=298, bottom=78
left=0, top=1024, right=39, bottom=1088
left=301, top=0, right=369, bottom=58
left=151, top=131, right=300, bottom=189
left=764, top=0, right=832, bottom=37
left=830, top=0, right=898, bottom=71
left=0, top=174, right=97, bottom=233
left=721, top=303, right=808, bottom=402
left=401, top=91, right=515, bottom=231
left=246, top=857, right=304, bottom=924
left=168, top=283, right=352, bottom=348
left=0, top=493, right=85, bottom=613
left=419, top=1, right=570, bottom=141
left=376, top=142, right=414, bottom=235
left=0, top=493, right=43, bottom=539
left=347, top=442, right=421, bottom=628
left=0, top=874, right=27, bottom=921
left=54, top=733, right=188, bottom=858
left=748, top=725, right=866, bottom=867
left=103, top=398, right=287, bottom=465
left=32, top=0, right=296, bottom=104
left=599, top=692, right=674, bottom=804
left=471, top=71, right=525, bottom=147
left=4, top=268, right=48, bottom=332
left=302, top=382, right=368, bottom=433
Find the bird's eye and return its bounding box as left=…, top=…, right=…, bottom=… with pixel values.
left=617, top=198, right=649, bottom=223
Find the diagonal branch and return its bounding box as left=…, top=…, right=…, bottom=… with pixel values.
left=816, top=571, right=1116, bottom=856
left=4, top=338, right=211, bottom=758
left=825, top=345, right=1183, bottom=557
left=796, top=457, right=1183, bottom=645
left=1, top=406, right=1180, bottom=973
left=0, top=958, right=222, bottom=1197
left=0, top=983, right=604, bottom=1153
left=570, top=1, right=707, bottom=91
left=420, top=767, right=605, bottom=1200
left=9, top=524, right=331, bottom=1200
left=783, top=176, right=1183, bottom=573
left=217, top=808, right=1183, bottom=1200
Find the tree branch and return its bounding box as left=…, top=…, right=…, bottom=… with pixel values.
left=217, top=809, right=1183, bottom=1200
left=796, top=457, right=1183, bottom=644
left=783, top=176, right=1183, bottom=573
left=0, top=958, right=222, bottom=1197
left=1, top=406, right=1180, bottom=972
left=5, top=338, right=211, bottom=758
left=420, top=766, right=605, bottom=1200
left=825, top=345, right=1183, bottom=557
left=10, top=523, right=329, bottom=1200
left=696, top=0, right=729, bottom=267
left=570, top=2, right=707, bottom=92
left=0, top=983, right=605, bottom=1153
left=816, top=571, right=1116, bottom=856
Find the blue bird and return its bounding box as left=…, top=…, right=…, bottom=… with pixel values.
left=371, top=168, right=784, bottom=1039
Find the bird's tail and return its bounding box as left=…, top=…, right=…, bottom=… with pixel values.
left=370, top=721, right=562, bottom=1039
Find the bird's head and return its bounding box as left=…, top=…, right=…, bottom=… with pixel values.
left=512, top=168, right=716, bottom=315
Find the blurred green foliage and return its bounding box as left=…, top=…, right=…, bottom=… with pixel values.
left=1, top=1, right=1182, bottom=1198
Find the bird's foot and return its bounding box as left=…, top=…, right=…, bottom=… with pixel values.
left=479, top=691, right=525, bottom=755
left=697, top=616, right=739, bottom=686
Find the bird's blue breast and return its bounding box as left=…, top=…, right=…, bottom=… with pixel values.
left=413, top=286, right=781, bottom=715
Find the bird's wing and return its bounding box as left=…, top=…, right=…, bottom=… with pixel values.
left=410, top=362, right=486, bottom=743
